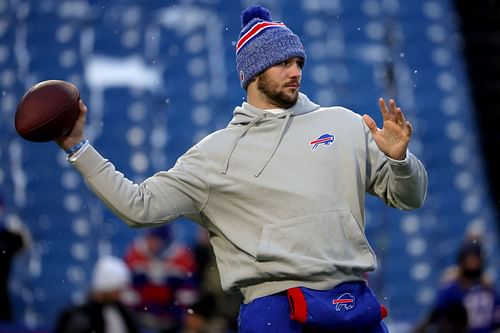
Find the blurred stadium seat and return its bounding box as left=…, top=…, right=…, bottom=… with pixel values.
left=0, top=0, right=498, bottom=331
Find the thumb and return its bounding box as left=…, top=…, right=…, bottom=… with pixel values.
left=362, top=114, right=378, bottom=135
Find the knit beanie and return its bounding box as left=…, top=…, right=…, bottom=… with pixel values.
left=236, top=5, right=306, bottom=89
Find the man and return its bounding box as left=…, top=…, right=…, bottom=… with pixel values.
left=0, top=194, right=30, bottom=322
left=414, top=237, right=500, bottom=333
left=0, top=226, right=23, bottom=322
left=124, top=226, right=199, bottom=332
left=54, top=255, right=140, bottom=333
left=56, top=5, right=427, bottom=332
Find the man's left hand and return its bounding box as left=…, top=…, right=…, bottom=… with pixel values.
left=362, top=98, right=412, bottom=160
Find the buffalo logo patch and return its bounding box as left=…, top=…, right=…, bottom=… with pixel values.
left=332, top=293, right=355, bottom=311
left=310, top=133, right=335, bottom=151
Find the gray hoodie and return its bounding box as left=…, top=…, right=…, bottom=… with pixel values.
left=71, top=93, right=427, bottom=303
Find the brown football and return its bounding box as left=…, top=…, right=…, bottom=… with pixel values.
left=15, top=80, right=80, bottom=142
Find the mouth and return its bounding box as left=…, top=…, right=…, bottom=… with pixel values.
left=284, top=82, right=300, bottom=89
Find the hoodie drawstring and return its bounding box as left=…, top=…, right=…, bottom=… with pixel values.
left=221, top=111, right=292, bottom=177
left=254, top=111, right=291, bottom=177
left=222, top=113, right=266, bottom=174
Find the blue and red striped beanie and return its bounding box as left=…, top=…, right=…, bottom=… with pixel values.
left=236, top=5, right=306, bottom=89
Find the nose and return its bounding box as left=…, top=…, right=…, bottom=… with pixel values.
left=289, top=62, right=302, bottom=78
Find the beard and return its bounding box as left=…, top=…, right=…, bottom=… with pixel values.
left=462, top=267, right=482, bottom=280
left=256, top=72, right=299, bottom=109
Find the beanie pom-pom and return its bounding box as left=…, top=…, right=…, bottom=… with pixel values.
left=241, top=5, right=272, bottom=27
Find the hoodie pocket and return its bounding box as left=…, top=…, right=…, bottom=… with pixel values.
left=255, top=210, right=375, bottom=276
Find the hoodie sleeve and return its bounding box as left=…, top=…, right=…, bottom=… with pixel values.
left=71, top=145, right=209, bottom=227
left=363, top=120, right=428, bottom=210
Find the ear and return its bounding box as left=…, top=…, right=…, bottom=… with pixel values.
left=246, top=76, right=258, bottom=90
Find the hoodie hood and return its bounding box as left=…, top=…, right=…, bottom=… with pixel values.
left=222, top=93, right=320, bottom=176
left=229, top=93, right=320, bottom=125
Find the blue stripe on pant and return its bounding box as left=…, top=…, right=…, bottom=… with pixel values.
left=238, top=292, right=389, bottom=333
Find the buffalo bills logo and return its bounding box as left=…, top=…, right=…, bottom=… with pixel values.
left=310, top=134, right=334, bottom=151
left=332, top=293, right=355, bottom=311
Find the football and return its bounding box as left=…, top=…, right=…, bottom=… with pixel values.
left=15, top=80, right=80, bottom=142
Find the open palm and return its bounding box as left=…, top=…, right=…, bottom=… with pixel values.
left=362, top=98, right=412, bottom=160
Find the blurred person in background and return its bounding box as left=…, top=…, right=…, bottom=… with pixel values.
left=192, top=228, right=242, bottom=333
left=55, top=4, right=427, bottom=332
left=412, top=301, right=469, bottom=333
left=413, top=235, right=500, bottom=333
left=0, top=193, right=31, bottom=322
left=125, top=225, right=199, bottom=333
left=54, top=255, right=140, bottom=333
left=180, top=292, right=228, bottom=333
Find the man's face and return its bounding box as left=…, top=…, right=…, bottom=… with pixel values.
left=146, top=235, right=164, bottom=255
left=255, top=57, right=303, bottom=109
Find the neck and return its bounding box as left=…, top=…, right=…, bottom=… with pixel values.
left=246, top=87, right=279, bottom=110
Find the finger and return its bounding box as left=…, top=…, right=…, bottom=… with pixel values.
left=362, top=114, right=378, bottom=134
left=388, top=99, right=399, bottom=122
left=405, top=120, right=413, bottom=138
left=394, top=107, right=406, bottom=125
left=378, top=98, right=390, bottom=121
left=389, top=99, right=397, bottom=113
left=79, top=99, right=88, bottom=114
